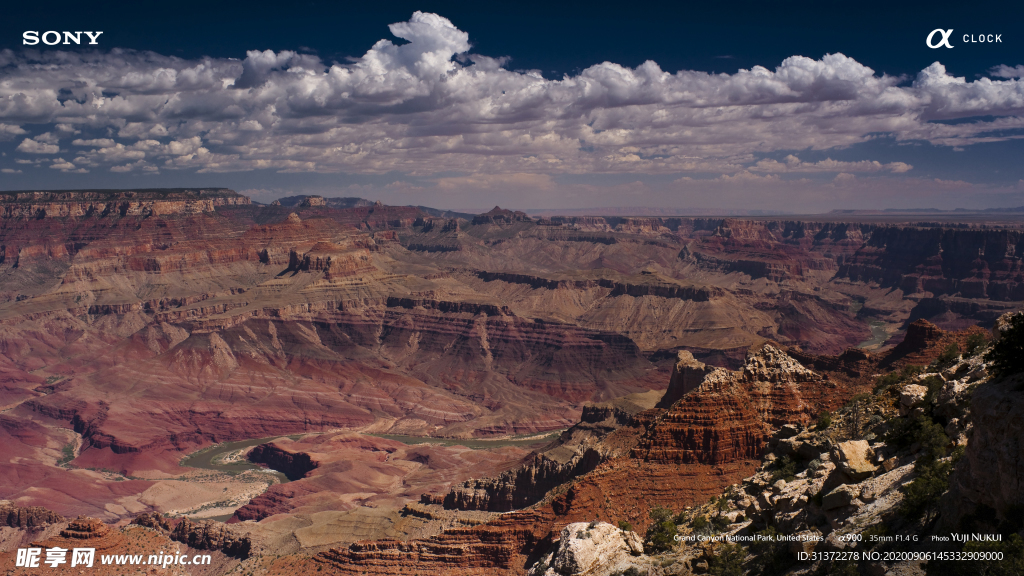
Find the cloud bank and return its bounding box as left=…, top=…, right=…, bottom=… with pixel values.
left=0, top=11, right=1022, bottom=180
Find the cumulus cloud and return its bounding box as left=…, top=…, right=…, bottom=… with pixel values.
left=72, top=138, right=116, bottom=147
left=0, top=12, right=1022, bottom=178
left=49, top=157, right=85, bottom=172
left=1, top=168, right=22, bottom=173
left=16, top=138, right=59, bottom=154
left=0, top=123, right=28, bottom=140
left=990, top=65, right=1024, bottom=79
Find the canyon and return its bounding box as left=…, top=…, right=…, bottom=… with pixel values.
left=0, top=189, right=1022, bottom=574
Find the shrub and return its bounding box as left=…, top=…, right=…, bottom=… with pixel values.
left=846, top=392, right=872, bottom=436
left=712, top=515, right=731, bottom=531
left=934, top=343, right=961, bottom=367
left=816, top=411, right=832, bottom=429
left=714, top=493, right=731, bottom=514
left=672, top=509, right=690, bottom=525
left=964, top=332, right=989, bottom=356
left=617, top=520, right=633, bottom=532
left=875, top=364, right=924, bottom=394
left=644, top=506, right=677, bottom=553
left=900, top=462, right=952, bottom=520
left=986, top=313, right=1024, bottom=380
left=825, top=560, right=860, bottom=576
left=887, top=413, right=948, bottom=457
left=862, top=524, right=889, bottom=548
left=921, top=375, right=945, bottom=410
left=874, top=372, right=900, bottom=394
left=806, top=458, right=822, bottom=473
left=749, top=527, right=792, bottom=575
left=769, top=456, right=797, bottom=484
left=899, top=417, right=954, bottom=521
left=708, top=542, right=747, bottom=576
left=692, top=514, right=710, bottom=534
left=914, top=416, right=950, bottom=464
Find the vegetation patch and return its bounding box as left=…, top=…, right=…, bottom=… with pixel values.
left=986, top=312, right=1024, bottom=380
left=643, top=506, right=678, bottom=553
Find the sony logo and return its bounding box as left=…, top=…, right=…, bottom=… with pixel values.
left=23, top=31, right=103, bottom=46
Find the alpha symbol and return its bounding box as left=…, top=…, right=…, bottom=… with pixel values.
left=926, top=29, right=954, bottom=49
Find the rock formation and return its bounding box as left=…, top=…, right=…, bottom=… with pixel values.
left=171, top=517, right=253, bottom=558
left=0, top=188, right=249, bottom=218
left=0, top=501, right=63, bottom=528
left=632, top=343, right=838, bottom=464
left=943, top=311, right=1024, bottom=529
left=248, top=443, right=319, bottom=481
left=529, top=522, right=646, bottom=576
left=2, top=189, right=1021, bottom=573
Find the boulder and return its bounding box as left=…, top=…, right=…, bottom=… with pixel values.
left=833, top=440, right=876, bottom=481
left=538, top=522, right=646, bottom=576
left=992, top=311, right=1020, bottom=340
left=776, top=437, right=802, bottom=458
left=822, top=484, right=859, bottom=510
left=778, top=424, right=801, bottom=439
left=899, top=384, right=928, bottom=416
left=797, top=440, right=825, bottom=461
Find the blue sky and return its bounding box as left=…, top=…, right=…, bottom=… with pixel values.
left=1, top=0, right=1023, bottom=212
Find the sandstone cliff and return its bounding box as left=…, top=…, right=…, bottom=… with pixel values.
left=0, top=501, right=63, bottom=528
left=0, top=188, right=250, bottom=219
left=248, top=443, right=319, bottom=481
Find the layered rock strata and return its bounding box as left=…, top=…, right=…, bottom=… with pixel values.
left=0, top=188, right=249, bottom=218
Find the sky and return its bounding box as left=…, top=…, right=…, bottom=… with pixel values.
left=1, top=0, right=1023, bottom=213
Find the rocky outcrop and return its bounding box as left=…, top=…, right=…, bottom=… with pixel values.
left=633, top=344, right=838, bottom=464
left=0, top=188, right=249, bottom=218
left=248, top=443, right=319, bottom=481
left=58, top=516, right=111, bottom=539
left=837, top=226, right=1024, bottom=301
left=433, top=449, right=605, bottom=512
left=310, top=509, right=556, bottom=575
left=130, top=512, right=172, bottom=531
left=385, top=296, right=513, bottom=317
left=276, top=195, right=374, bottom=209
left=170, top=517, right=253, bottom=558
left=472, top=206, right=532, bottom=225
left=436, top=392, right=662, bottom=513
left=288, top=239, right=380, bottom=279
left=37, top=516, right=127, bottom=553
left=655, top=350, right=723, bottom=408
left=0, top=501, right=63, bottom=528
left=943, top=319, right=1024, bottom=528
left=475, top=271, right=721, bottom=302
left=529, top=522, right=646, bottom=576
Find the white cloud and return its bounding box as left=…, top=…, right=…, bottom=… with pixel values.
left=43, top=158, right=88, bottom=173
left=0, top=123, right=28, bottom=140
left=833, top=172, right=856, bottom=186
left=33, top=132, right=60, bottom=144
left=16, top=138, right=60, bottom=154
left=72, top=138, right=116, bottom=147
left=751, top=155, right=912, bottom=173
left=990, top=65, right=1024, bottom=79
left=0, top=12, right=1022, bottom=177
left=1, top=168, right=22, bottom=173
